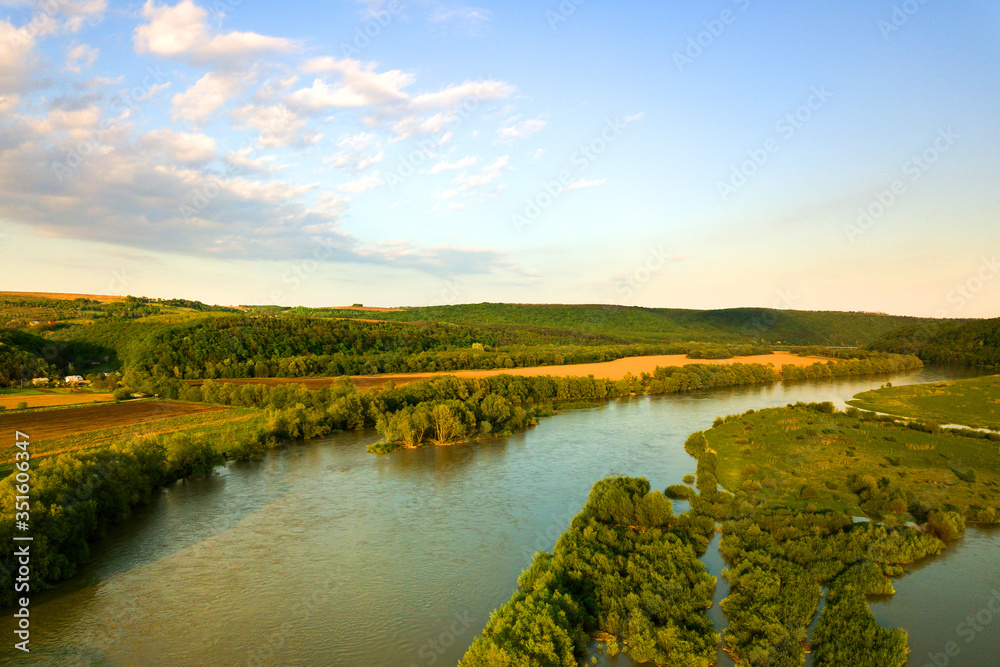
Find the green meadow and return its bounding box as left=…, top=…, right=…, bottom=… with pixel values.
left=848, top=374, right=1000, bottom=430
left=702, top=404, right=1000, bottom=521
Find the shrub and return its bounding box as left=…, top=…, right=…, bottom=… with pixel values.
left=15, top=401, right=27, bottom=410
left=682, top=474, right=696, bottom=485
left=666, top=484, right=694, bottom=500
left=112, top=387, right=132, bottom=401
left=925, top=510, right=966, bottom=541
left=800, top=485, right=820, bottom=499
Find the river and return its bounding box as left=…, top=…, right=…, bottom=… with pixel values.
left=2, top=365, right=998, bottom=666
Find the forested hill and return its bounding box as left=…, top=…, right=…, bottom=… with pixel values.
left=289, top=303, right=944, bottom=347
left=868, top=317, right=1000, bottom=366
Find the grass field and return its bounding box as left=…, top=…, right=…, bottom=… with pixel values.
left=702, top=405, right=1000, bottom=518
left=0, top=400, right=231, bottom=460
left=847, top=375, right=1000, bottom=430
left=0, top=291, right=126, bottom=303
left=0, top=391, right=115, bottom=410
left=0, top=403, right=264, bottom=475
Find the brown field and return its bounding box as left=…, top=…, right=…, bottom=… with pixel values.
left=0, top=291, right=126, bottom=303
left=328, top=305, right=403, bottom=312
left=0, top=401, right=229, bottom=445
left=0, top=392, right=115, bottom=410
left=189, top=351, right=834, bottom=391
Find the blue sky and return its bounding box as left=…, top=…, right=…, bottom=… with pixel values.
left=1, top=0, right=998, bottom=316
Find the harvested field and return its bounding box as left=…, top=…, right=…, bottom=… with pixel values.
left=0, top=392, right=115, bottom=410
left=0, top=291, right=126, bottom=303
left=188, top=351, right=834, bottom=391
left=0, top=401, right=229, bottom=445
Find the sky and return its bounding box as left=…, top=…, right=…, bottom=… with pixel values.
left=1, top=0, right=998, bottom=317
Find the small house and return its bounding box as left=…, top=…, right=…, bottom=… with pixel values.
left=32, top=377, right=49, bottom=386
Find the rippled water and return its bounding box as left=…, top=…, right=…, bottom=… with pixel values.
left=2, top=365, right=997, bottom=666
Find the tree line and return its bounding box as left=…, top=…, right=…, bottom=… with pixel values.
left=459, top=476, right=719, bottom=667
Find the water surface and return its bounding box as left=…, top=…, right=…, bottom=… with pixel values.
left=3, top=365, right=997, bottom=666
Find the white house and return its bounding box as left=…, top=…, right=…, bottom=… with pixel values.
left=32, top=377, right=49, bottom=386
left=65, top=375, right=90, bottom=386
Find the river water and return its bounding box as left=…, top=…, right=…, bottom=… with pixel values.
left=3, top=365, right=998, bottom=666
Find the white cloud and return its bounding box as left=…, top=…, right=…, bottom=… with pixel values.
left=58, top=0, right=108, bottom=32
left=225, top=146, right=285, bottom=176
left=565, top=178, right=606, bottom=191
left=134, top=0, right=297, bottom=65
left=324, top=132, right=383, bottom=172
left=232, top=102, right=322, bottom=147
left=142, top=129, right=217, bottom=163
left=496, top=115, right=546, bottom=143
left=409, top=79, right=513, bottom=112
left=428, top=156, right=477, bottom=174
left=171, top=70, right=244, bottom=124
left=297, top=57, right=413, bottom=109
left=64, top=42, right=98, bottom=72
left=338, top=170, right=383, bottom=193
left=429, top=6, right=492, bottom=33
left=529, top=148, right=544, bottom=162
left=457, top=154, right=508, bottom=195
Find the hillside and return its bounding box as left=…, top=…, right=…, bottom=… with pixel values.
left=279, top=303, right=948, bottom=347
left=868, top=317, right=1000, bottom=367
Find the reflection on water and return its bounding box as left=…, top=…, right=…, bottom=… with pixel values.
left=1, top=365, right=996, bottom=666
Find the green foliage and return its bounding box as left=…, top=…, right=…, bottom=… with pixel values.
left=0, top=435, right=228, bottom=607
left=461, top=477, right=717, bottom=667
left=666, top=484, right=695, bottom=501
left=925, top=510, right=966, bottom=541
left=305, top=302, right=941, bottom=346
left=811, top=583, right=907, bottom=667
left=716, top=509, right=942, bottom=665
left=869, top=317, right=1000, bottom=367
left=848, top=375, right=1000, bottom=430
left=701, top=403, right=1000, bottom=522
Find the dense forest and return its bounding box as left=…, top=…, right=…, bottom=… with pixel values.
left=270, top=303, right=946, bottom=347
left=463, top=421, right=952, bottom=666
left=0, top=433, right=224, bottom=607
left=459, top=476, right=719, bottom=667
left=869, top=316, right=1000, bottom=366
